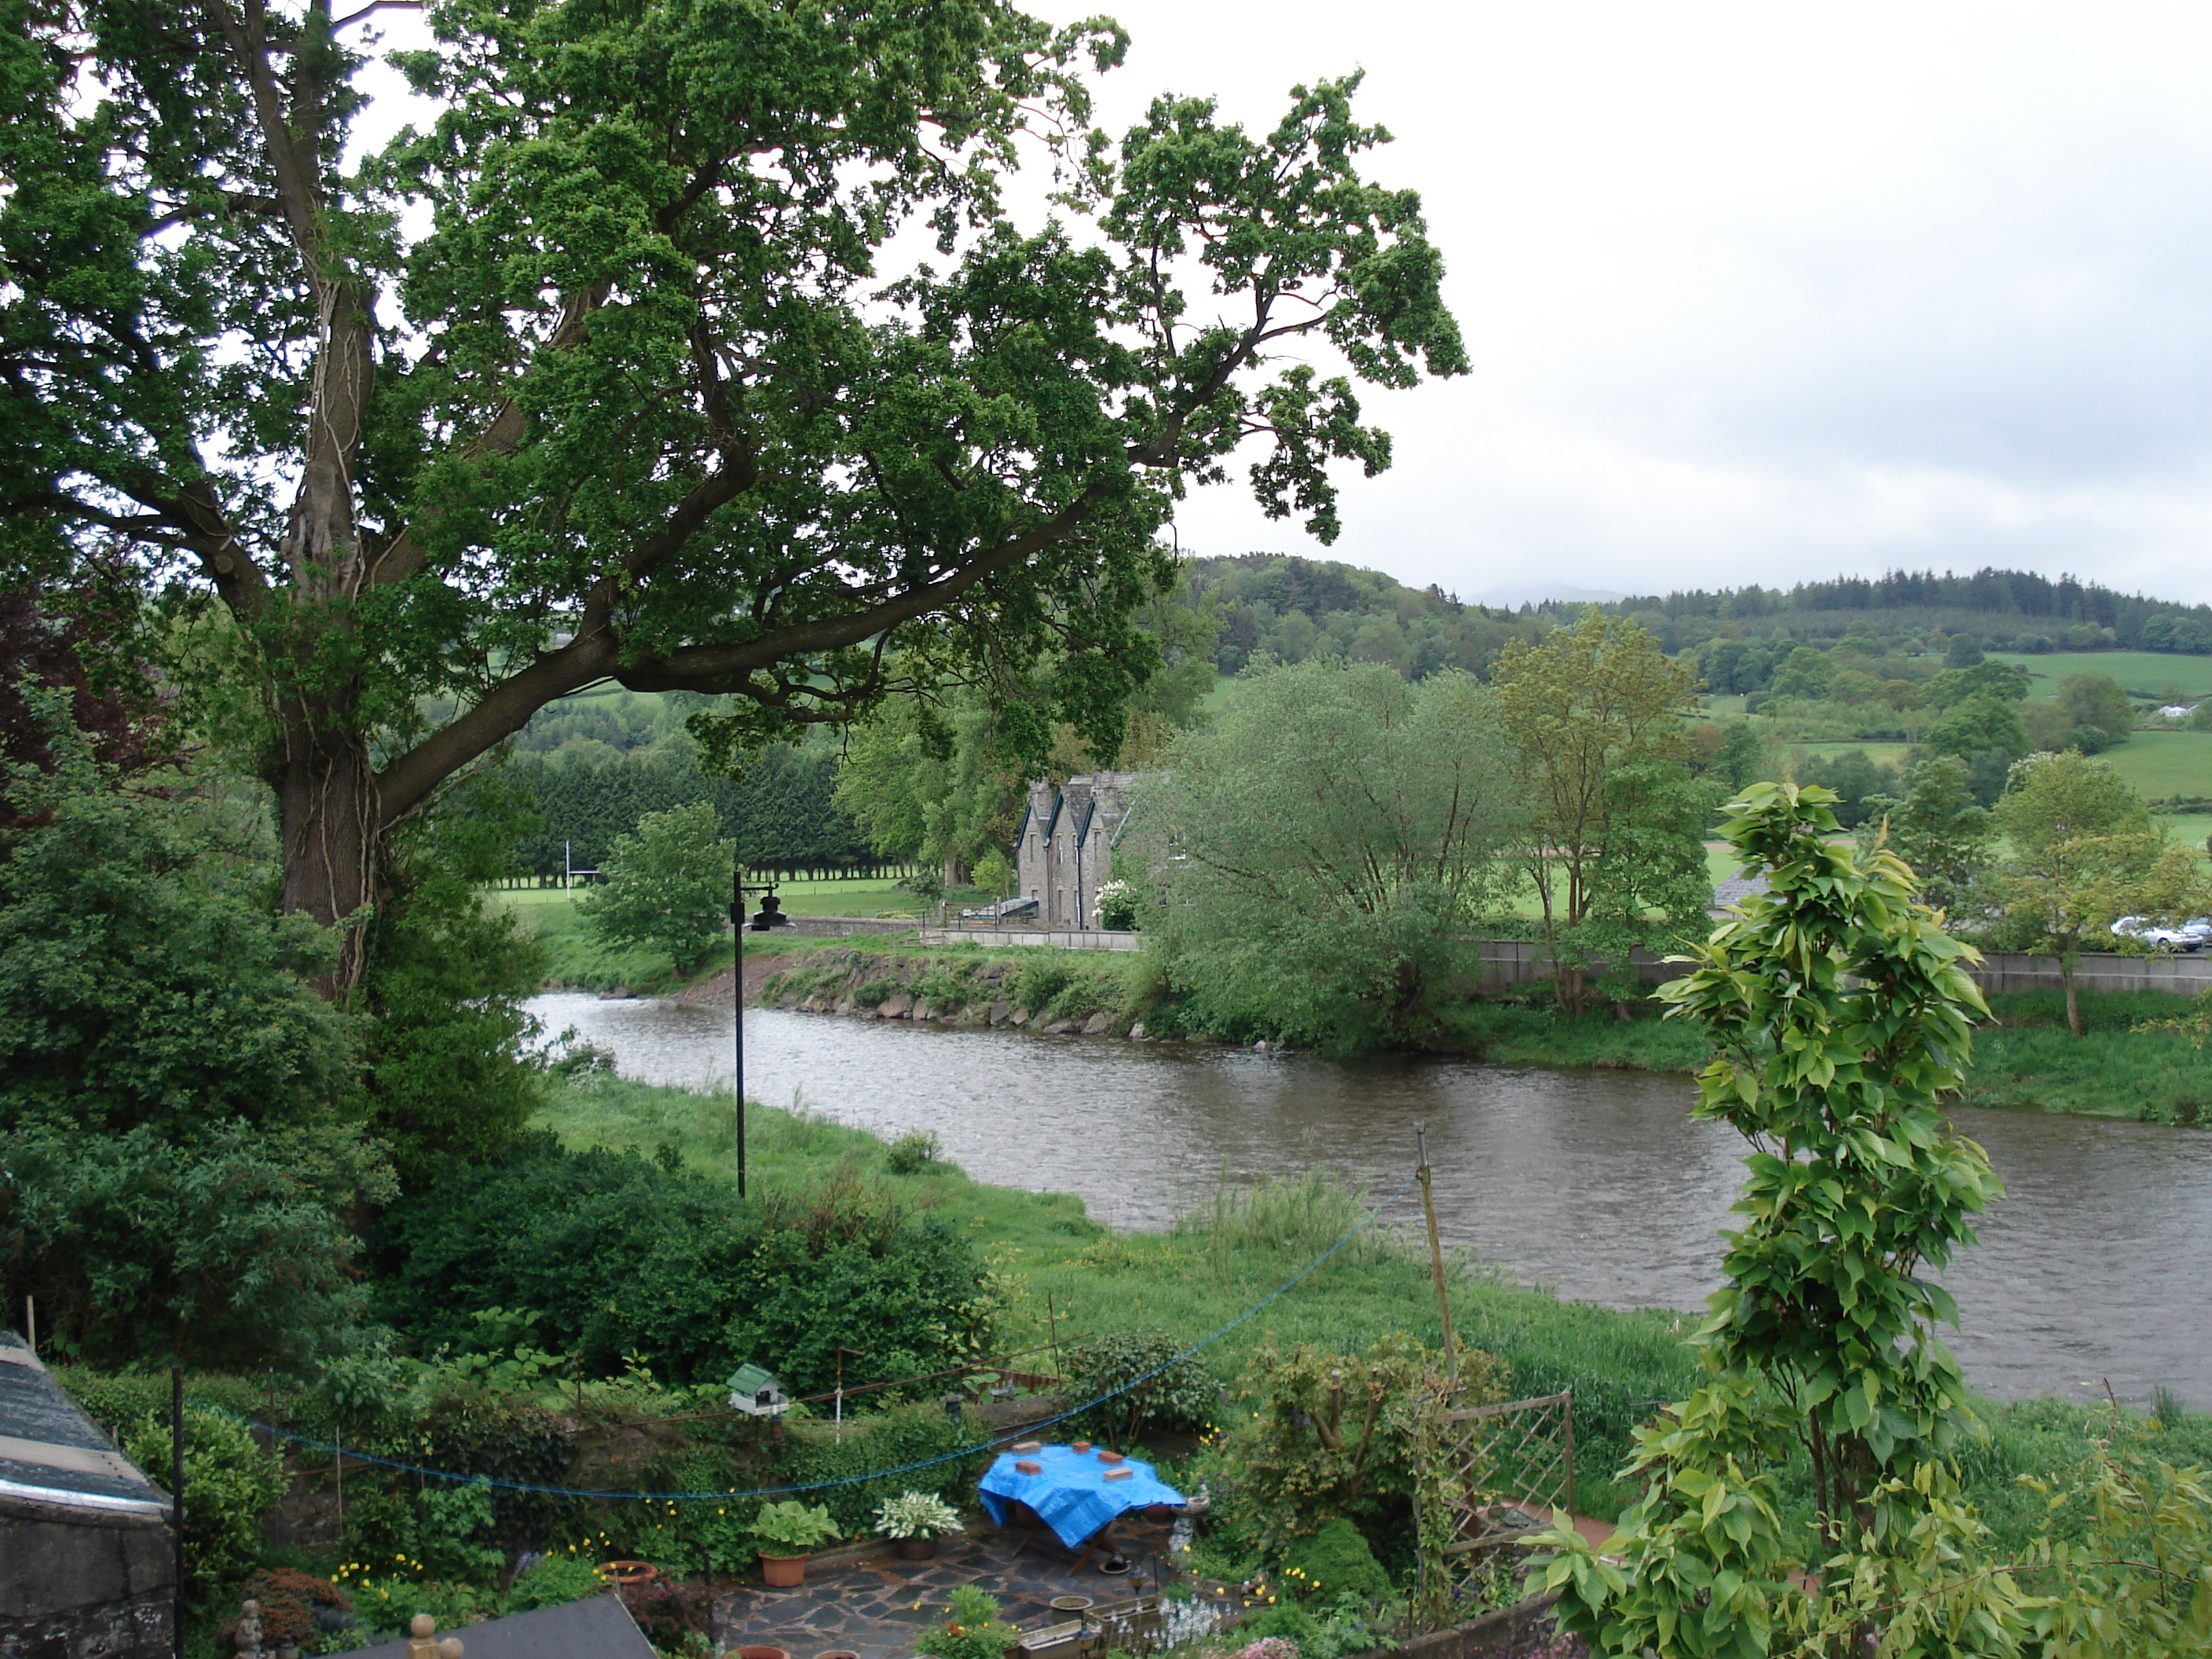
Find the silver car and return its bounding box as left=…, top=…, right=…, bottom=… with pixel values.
left=2111, top=915, right=2206, bottom=950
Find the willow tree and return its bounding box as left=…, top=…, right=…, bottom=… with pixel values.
left=1, top=0, right=1463, bottom=983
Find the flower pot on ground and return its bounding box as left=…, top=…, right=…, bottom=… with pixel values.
left=871, top=1490, right=964, bottom=1562
left=745, top=1500, right=842, bottom=1587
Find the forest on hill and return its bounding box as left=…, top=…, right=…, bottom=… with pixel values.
left=1189, top=553, right=2212, bottom=677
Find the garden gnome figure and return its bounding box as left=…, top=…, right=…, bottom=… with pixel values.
left=234, top=1599, right=263, bottom=1659
left=405, top=1617, right=464, bottom=1659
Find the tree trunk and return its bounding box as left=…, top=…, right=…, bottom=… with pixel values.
left=2064, top=961, right=2082, bottom=1037
left=274, top=705, right=379, bottom=991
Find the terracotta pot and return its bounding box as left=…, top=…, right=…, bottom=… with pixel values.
left=896, top=1536, right=936, bottom=1560
left=736, top=1649, right=792, bottom=1659
left=759, top=1554, right=808, bottom=1588
left=814, top=1650, right=861, bottom=1659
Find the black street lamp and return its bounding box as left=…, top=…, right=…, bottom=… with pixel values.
left=731, top=866, right=792, bottom=1199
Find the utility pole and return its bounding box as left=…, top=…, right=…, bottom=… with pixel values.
left=731, top=853, right=793, bottom=1199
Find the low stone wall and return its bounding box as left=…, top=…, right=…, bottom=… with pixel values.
left=917, top=926, right=1143, bottom=951
left=783, top=915, right=917, bottom=938
left=1471, top=939, right=2212, bottom=999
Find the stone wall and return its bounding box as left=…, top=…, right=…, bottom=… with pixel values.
left=0, top=1497, right=174, bottom=1659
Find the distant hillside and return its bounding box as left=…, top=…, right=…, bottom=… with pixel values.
left=1186, top=555, right=2212, bottom=676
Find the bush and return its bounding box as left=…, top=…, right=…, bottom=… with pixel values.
left=372, top=1136, right=993, bottom=1395
left=1063, top=1331, right=1221, bottom=1444
left=504, top=1553, right=606, bottom=1611
left=1283, top=1518, right=1392, bottom=1599
left=1005, top=958, right=1073, bottom=1014
left=884, top=1130, right=942, bottom=1174
left=236, top=1569, right=351, bottom=1649
left=120, top=1407, right=286, bottom=1611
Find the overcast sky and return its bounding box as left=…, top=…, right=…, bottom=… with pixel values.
left=356, top=2, right=2212, bottom=606
left=1038, top=0, right=2212, bottom=606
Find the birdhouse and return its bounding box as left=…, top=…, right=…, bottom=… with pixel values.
left=727, top=1363, right=789, bottom=1418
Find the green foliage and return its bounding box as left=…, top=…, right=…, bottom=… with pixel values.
left=121, top=1406, right=286, bottom=1613
left=1282, top=1517, right=1392, bottom=1599
left=1540, top=782, right=2005, bottom=1657
left=576, top=802, right=732, bottom=977
left=1006, top=957, right=1075, bottom=1014
left=1921, top=693, right=2030, bottom=767
left=1793, top=747, right=1899, bottom=829
left=1858, top=754, right=1995, bottom=919
left=360, top=773, right=551, bottom=1186
left=884, top=1130, right=943, bottom=1175
left=746, top=1499, right=840, bottom=1555
left=1063, top=1330, right=1222, bottom=1444
left=341, top=1480, right=507, bottom=1587
left=932, top=1587, right=1024, bottom=1659
left=501, top=1554, right=606, bottom=1613
left=1490, top=614, right=1702, bottom=1013
left=1987, top=750, right=2212, bottom=1034
left=371, top=1135, right=991, bottom=1393
left=1224, top=1335, right=1489, bottom=1561
left=0, top=700, right=359, bottom=1140
left=1153, top=661, right=1518, bottom=1048
left=5, top=1119, right=394, bottom=1368
left=773, top=1400, right=992, bottom=1536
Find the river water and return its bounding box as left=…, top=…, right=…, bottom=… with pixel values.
left=529, top=992, right=2212, bottom=1409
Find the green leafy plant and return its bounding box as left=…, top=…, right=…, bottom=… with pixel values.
left=885, top=1130, right=943, bottom=1175
left=1281, top=1518, right=1391, bottom=1599
left=1537, top=782, right=2007, bottom=1657
left=872, top=1490, right=963, bottom=1540
left=502, top=1554, right=606, bottom=1613
left=930, top=1586, right=1023, bottom=1659
left=120, top=1407, right=286, bottom=1612
left=1063, top=1330, right=1221, bottom=1445
left=746, top=1500, right=841, bottom=1556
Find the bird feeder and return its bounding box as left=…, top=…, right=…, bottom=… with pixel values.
left=727, top=1363, right=789, bottom=1419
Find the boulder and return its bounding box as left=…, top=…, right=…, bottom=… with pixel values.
left=1042, top=1018, right=1077, bottom=1035
left=834, top=998, right=854, bottom=1016
left=599, top=985, right=634, bottom=1000
left=1128, top=1021, right=1147, bottom=1041
left=911, top=1000, right=935, bottom=1022
left=880, top=991, right=914, bottom=1017
left=988, top=1001, right=1013, bottom=1026
left=1081, top=1012, right=1111, bottom=1035
left=1009, top=1009, right=1030, bottom=1027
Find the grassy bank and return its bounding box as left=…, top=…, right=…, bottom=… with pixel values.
left=537, top=1075, right=2212, bottom=1548
left=537, top=1073, right=1700, bottom=1514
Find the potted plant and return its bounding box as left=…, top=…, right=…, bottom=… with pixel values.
left=928, top=1587, right=1022, bottom=1659
left=747, top=1500, right=842, bottom=1588
left=871, top=1491, right=963, bottom=1560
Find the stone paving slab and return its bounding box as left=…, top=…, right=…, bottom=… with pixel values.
left=714, top=1518, right=1203, bottom=1659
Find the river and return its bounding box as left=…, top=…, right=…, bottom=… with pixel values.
left=529, top=992, right=2212, bottom=1409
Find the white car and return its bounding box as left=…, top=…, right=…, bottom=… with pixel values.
left=2111, top=915, right=2206, bottom=950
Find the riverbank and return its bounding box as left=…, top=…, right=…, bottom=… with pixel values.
left=515, top=894, right=2212, bottom=1126
left=531, top=1072, right=2212, bottom=1551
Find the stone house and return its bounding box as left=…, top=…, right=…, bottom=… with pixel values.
left=1015, top=772, right=1154, bottom=928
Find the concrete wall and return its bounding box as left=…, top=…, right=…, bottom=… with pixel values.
left=0, top=1499, right=174, bottom=1659
left=1469, top=940, right=2212, bottom=998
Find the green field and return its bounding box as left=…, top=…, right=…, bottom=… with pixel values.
left=494, top=873, right=933, bottom=917
left=1784, top=739, right=1914, bottom=770
left=1994, top=649, right=2212, bottom=702
left=2101, top=729, right=2212, bottom=800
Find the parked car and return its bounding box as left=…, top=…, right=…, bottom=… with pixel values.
left=2111, top=915, right=2206, bottom=950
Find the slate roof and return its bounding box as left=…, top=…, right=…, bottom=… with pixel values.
left=347, top=1595, right=655, bottom=1659
left=0, top=1329, right=170, bottom=1520
left=1709, top=873, right=1771, bottom=915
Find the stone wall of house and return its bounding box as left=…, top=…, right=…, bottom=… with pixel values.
left=0, top=1498, right=174, bottom=1659
left=1016, top=772, right=1153, bottom=929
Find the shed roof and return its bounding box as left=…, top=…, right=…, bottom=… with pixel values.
left=0, top=1330, right=169, bottom=1521
left=347, top=1595, right=654, bottom=1659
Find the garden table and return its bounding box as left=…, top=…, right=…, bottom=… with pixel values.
left=977, top=1445, right=1184, bottom=1553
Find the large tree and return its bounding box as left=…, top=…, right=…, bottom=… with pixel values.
left=1149, top=658, right=1518, bottom=1049
left=1488, top=613, right=1701, bottom=1013
left=2, top=0, right=1463, bottom=984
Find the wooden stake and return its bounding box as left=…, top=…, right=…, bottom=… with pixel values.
left=1415, top=1124, right=1458, bottom=1381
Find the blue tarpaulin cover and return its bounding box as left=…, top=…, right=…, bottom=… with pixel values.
left=977, top=1444, right=1184, bottom=1548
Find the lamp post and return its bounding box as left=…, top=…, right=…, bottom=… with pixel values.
left=731, top=864, right=792, bottom=1199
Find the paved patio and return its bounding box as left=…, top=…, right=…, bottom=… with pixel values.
left=711, top=1511, right=1232, bottom=1659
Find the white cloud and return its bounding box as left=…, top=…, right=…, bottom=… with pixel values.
left=1068, top=0, right=2212, bottom=602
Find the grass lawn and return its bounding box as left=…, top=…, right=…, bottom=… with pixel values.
left=1994, top=649, right=2212, bottom=701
